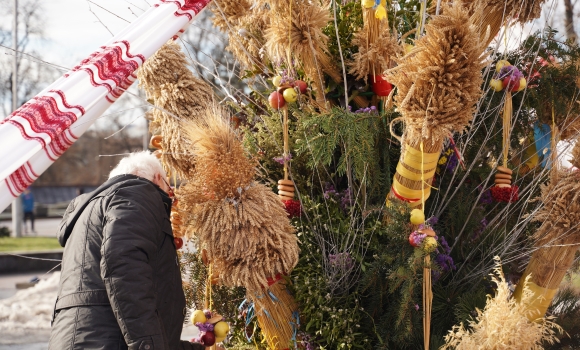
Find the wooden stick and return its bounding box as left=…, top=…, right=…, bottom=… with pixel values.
left=283, top=106, right=289, bottom=181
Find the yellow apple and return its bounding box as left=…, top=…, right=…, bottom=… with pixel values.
left=489, top=79, right=503, bottom=92
left=214, top=321, right=230, bottom=338
left=496, top=60, right=511, bottom=72
left=191, top=310, right=206, bottom=324
left=410, top=209, right=425, bottom=225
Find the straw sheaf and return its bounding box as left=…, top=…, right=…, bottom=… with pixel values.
left=181, top=107, right=256, bottom=201
left=179, top=183, right=299, bottom=293
left=349, top=12, right=402, bottom=81
left=177, top=108, right=299, bottom=293
left=228, top=10, right=271, bottom=70
left=210, top=0, right=251, bottom=30
left=138, top=41, right=213, bottom=179
left=468, top=0, right=545, bottom=24
left=442, top=258, right=563, bottom=349
left=264, top=0, right=339, bottom=105
left=386, top=3, right=487, bottom=144
left=532, top=164, right=580, bottom=245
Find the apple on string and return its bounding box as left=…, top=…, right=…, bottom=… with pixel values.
left=269, top=91, right=286, bottom=109
left=294, top=80, right=308, bottom=94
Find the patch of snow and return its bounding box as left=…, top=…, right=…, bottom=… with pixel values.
left=0, top=273, right=60, bottom=332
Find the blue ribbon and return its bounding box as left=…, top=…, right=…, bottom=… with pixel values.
left=289, top=310, right=300, bottom=345
left=268, top=290, right=280, bottom=302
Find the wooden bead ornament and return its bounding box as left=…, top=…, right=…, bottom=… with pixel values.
left=150, top=135, right=163, bottom=149
left=491, top=166, right=519, bottom=203
left=277, top=105, right=302, bottom=218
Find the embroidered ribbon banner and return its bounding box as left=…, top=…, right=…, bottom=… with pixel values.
left=0, top=0, right=211, bottom=211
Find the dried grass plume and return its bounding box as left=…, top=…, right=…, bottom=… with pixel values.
left=442, top=257, right=563, bottom=350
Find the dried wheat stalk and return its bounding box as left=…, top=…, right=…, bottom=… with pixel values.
left=386, top=2, right=488, bottom=145
left=264, top=0, right=337, bottom=109
left=211, top=0, right=269, bottom=70
left=442, top=258, right=562, bottom=350
left=138, top=41, right=213, bottom=179
left=349, top=9, right=402, bottom=82
left=177, top=107, right=299, bottom=293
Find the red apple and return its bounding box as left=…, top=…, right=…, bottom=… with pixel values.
left=502, top=76, right=520, bottom=92
left=174, top=237, right=183, bottom=250
left=371, top=75, right=392, bottom=96
left=268, top=91, right=286, bottom=109
left=408, top=233, right=419, bottom=247
left=201, top=331, right=216, bottom=346
left=294, top=80, right=308, bottom=94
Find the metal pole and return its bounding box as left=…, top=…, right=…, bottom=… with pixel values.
left=11, top=0, right=23, bottom=238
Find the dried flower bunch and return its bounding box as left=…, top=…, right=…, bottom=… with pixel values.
left=442, top=258, right=563, bottom=350
left=264, top=0, right=339, bottom=107
left=349, top=10, right=401, bottom=81
left=177, top=107, right=299, bottom=293
left=386, top=2, right=488, bottom=144
left=138, top=41, right=213, bottom=178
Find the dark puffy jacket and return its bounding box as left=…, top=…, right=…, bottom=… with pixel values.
left=48, top=174, right=202, bottom=350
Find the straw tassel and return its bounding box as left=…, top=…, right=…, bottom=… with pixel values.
left=253, top=278, right=299, bottom=350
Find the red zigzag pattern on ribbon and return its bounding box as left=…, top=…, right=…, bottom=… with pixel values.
left=79, top=41, right=145, bottom=92
left=5, top=161, right=39, bottom=197
left=1, top=90, right=84, bottom=149
left=156, top=0, right=212, bottom=20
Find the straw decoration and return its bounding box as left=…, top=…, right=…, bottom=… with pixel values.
left=138, top=41, right=213, bottom=179
left=253, top=279, right=300, bottom=349
left=442, top=257, right=563, bottom=349
left=211, top=0, right=269, bottom=70
left=177, top=107, right=299, bottom=294
left=468, top=0, right=546, bottom=45
left=349, top=9, right=401, bottom=82
left=513, top=141, right=580, bottom=321
left=385, top=2, right=488, bottom=145
left=264, top=0, right=338, bottom=109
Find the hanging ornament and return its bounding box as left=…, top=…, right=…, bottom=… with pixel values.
left=489, top=61, right=521, bottom=203
left=371, top=75, right=393, bottom=96
left=272, top=75, right=282, bottom=87
left=269, top=91, right=286, bottom=109
left=150, top=134, right=163, bottom=149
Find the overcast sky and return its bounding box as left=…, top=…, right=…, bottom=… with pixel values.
left=41, top=0, right=151, bottom=68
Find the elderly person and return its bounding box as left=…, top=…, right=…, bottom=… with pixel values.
left=49, top=151, right=204, bottom=350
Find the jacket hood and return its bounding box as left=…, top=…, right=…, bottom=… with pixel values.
left=57, top=174, right=170, bottom=247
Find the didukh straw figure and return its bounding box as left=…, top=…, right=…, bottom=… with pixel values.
left=177, top=106, right=300, bottom=349
left=513, top=141, right=580, bottom=321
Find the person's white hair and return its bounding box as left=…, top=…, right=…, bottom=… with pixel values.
left=108, top=151, right=166, bottom=181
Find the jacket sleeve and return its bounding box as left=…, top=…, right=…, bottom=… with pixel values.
left=100, top=189, right=166, bottom=350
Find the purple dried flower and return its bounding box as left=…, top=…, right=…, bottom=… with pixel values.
left=196, top=322, right=214, bottom=332
left=273, top=153, right=292, bottom=165
left=479, top=188, right=493, bottom=205
left=497, top=65, right=523, bottom=80
left=433, top=236, right=456, bottom=282
left=415, top=304, right=420, bottom=311
left=426, top=216, right=439, bottom=226
left=328, top=252, right=354, bottom=270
